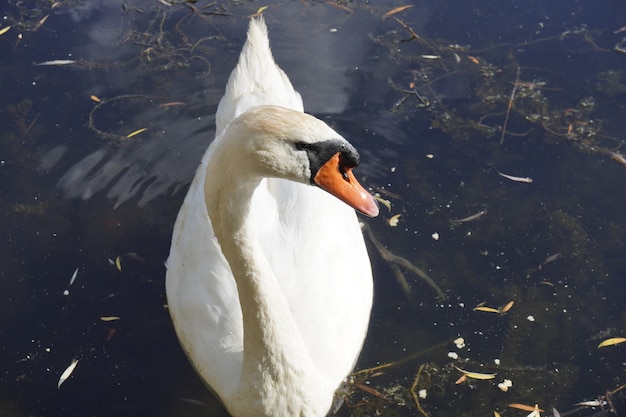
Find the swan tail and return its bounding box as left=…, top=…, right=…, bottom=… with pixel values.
left=215, top=17, right=304, bottom=135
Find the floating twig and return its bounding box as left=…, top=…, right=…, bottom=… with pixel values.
left=87, top=94, right=156, bottom=142
left=500, top=66, right=521, bottom=144
left=450, top=209, right=487, bottom=224
left=410, top=364, right=429, bottom=417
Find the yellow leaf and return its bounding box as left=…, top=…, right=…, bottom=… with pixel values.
left=494, top=412, right=502, bottom=417
left=0, top=26, right=11, bottom=36
left=158, top=101, right=185, bottom=108
left=90, top=95, right=101, bottom=103
left=453, top=365, right=496, bottom=380
left=127, top=128, right=148, bottom=138
left=474, top=306, right=500, bottom=313
left=100, top=316, right=121, bottom=322
left=383, top=5, right=413, bottom=18
left=115, top=256, right=122, bottom=272
left=508, top=403, right=544, bottom=412
left=501, top=300, right=514, bottom=313
left=597, top=337, right=626, bottom=348
left=256, top=5, right=268, bottom=14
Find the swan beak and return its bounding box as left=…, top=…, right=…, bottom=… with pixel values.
left=314, top=153, right=379, bottom=218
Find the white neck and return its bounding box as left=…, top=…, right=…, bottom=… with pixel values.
left=204, top=143, right=331, bottom=416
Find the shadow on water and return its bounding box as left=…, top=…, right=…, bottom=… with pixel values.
left=1, top=1, right=625, bottom=416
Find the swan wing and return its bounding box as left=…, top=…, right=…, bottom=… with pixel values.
left=166, top=155, right=243, bottom=397
left=251, top=178, right=373, bottom=384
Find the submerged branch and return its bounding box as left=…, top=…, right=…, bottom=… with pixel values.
left=363, top=224, right=445, bottom=299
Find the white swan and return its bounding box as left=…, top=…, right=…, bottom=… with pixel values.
left=165, top=17, right=378, bottom=417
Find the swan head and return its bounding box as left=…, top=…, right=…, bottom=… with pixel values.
left=222, top=105, right=379, bottom=217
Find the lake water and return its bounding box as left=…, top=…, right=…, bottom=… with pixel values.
left=1, top=1, right=625, bottom=416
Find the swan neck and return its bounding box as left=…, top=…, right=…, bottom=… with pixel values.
left=204, top=155, right=314, bottom=390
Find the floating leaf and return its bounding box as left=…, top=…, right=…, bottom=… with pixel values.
left=58, top=358, right=79, bottom=389
left=126, top=128, right=148, bottom=138
left=501, top=300, right=514, bottom=313
left=497, top=171, right=533, bottom=183
left=38, top=15, right=50, bottom=27
left=69, top=267, right=79, bottom=286
left=508, top=403, right=544, bottom=412
left=575, top=400, right=606, bottom=407
left=454, top=374, right=467, bottom=384
left=100, top=316, right=121, bottom=322
left=453, top=365, right=496, bottom=380
left=158, top=101, right=185, bottom=108
left=597, top=337, right=626, bottom=348
left=115, top=256, right=122, bottom=272
left=90, top=95, right=101, bottom=103
left=0, top=26, right=11, bottom=36
left=383, top=5, right=413, bottom=18
left=34, top=59, right=76, bottom=66
left=474, top=306, right=500, bottom=313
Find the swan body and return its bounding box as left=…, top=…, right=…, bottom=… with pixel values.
left=166, top=18, right=378, bottom=417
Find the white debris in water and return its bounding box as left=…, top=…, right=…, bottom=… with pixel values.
left=498, top=379, right=513, bottom=392
left=453, top=337, right=465, bottom=349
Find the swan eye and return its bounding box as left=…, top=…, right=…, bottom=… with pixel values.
left=295, top=139, right=360, bottom=183
left=295, top=142, right=310, bottom=151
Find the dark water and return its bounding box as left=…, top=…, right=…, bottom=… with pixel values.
left=1, top=1, right=625, bottom=416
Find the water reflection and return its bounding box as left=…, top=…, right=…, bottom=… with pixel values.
left=57, top=111, right=211, bottom=208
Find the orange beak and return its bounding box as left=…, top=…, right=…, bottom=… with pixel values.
left=313, top=153, right=379, bottom=217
